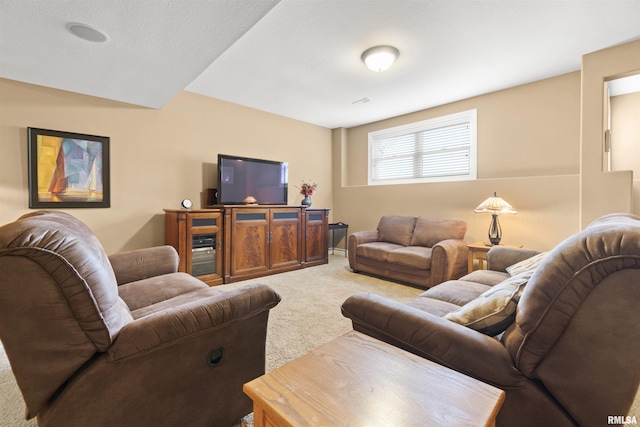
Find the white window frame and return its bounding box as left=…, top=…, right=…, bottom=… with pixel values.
left=368, top=109, right=477, bottom=185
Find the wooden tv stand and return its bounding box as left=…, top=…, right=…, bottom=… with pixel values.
left=165, top=206, right=329, bottom=285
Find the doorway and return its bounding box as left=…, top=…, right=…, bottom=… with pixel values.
left=606, top=73, right=640, bottom=215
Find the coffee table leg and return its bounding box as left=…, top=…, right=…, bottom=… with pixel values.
left=253, top=404, right=266, bottom=427
left=252, top=402, right=286, bottom=427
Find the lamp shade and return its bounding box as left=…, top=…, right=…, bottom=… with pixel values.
left=474, top=192, right=516, bottom=215
left=361, top=45, right=399, bottom=72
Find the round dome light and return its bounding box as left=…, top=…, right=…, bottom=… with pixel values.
left=361, top=45, right=399, bottom=72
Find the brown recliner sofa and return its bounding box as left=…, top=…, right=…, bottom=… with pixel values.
left=348, top=215, right=468, bottom=288
left=342, top=213, right=640, bottom=427
left=0, top=211, right=281, bottom=427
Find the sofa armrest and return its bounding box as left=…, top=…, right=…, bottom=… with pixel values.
left=430, top=239, right=469, bottom=285
left=348, top=230, right=379, bottom=268
left=486, top=246, right=541, bottom=272
left=108, top=245, right=179, bottom=285
left=341, top=293, right=527, bottom=389
left=107, top=283, right=281, bottom=361
left=348, top=230, right=378, bottom=247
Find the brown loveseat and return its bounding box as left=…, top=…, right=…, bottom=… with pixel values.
left=348, top=215, right=468, bottom=288
left=342, top=213, right=640, bottom=426
left=0, top=211, right=281, bottom=427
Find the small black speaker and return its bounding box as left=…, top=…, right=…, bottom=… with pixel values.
left=206, top=188, right=218, bottom=206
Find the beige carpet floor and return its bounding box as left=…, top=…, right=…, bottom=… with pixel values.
left=1, top=254, right=638, bottom=426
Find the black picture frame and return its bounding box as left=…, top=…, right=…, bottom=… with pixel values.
left=28, top=127, right=111, bottom=208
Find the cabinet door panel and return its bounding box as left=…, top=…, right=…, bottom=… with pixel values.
left=305, top=210, right=328, bottom=265
left=231, top=210, right=269, bottom=275
left=269, top=209, right=302, bottom=269
left=306, top=223, right=323, bottom=262
left=307, top=224, right=324, bottom=262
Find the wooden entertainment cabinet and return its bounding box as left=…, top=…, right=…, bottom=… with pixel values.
left=165, top=206, right=329, bottom=285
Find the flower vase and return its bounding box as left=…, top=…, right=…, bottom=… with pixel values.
left=301, top=195, right=312, bottom=207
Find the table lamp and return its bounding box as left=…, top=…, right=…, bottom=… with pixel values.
left=474, top=192, right=516, bottom=246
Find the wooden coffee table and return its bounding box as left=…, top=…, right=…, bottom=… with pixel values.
left=244, top=331, right=505, bottom=427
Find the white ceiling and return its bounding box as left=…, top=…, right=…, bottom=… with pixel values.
left=0, top=0, right=280, bottom=109
left=1, top=1, right=639, bottom=129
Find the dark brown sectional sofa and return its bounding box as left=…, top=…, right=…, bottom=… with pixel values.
left=343, top=213, right=640, bottom=427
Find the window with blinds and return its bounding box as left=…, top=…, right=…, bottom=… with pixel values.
left=368, top=109, right=477, bottom=185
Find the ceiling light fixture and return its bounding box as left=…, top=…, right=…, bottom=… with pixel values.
left=66, top=23, right=110, bottom=43
left=361, top=45, right=399, bottom=72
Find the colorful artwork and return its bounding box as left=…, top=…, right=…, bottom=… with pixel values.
left=28, top=128, right=110, bottom=208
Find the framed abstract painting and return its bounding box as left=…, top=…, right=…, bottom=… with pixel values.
left=28, top=127, right=111, bottom=208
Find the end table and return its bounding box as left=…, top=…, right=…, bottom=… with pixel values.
left=328, top=222, right=348, bottom=256
left=467, top=241, right=523, bottom=273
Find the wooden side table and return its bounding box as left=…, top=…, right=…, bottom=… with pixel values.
left=467, top=241, right=523, bottom=273
left=244, top=331, right=505, bottom=427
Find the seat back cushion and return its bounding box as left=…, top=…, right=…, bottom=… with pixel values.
left=377, top=216, right=417, bottom=246
left=0, top=211, right=133, bottom=415
left=7, top=211, right=133, bottom=344
left=505, top=252, right=548, bottom=276
left=410, top=217, right=467, bottom=247
left=502, top=213, right=640, bottom=373
left=500, top=213, right=640, bottom=424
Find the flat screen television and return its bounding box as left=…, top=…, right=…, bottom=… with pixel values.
left=217, top=154, right=288, bottom=205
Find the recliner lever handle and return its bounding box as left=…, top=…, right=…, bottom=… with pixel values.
left=208, top=347, right=225, bottom=367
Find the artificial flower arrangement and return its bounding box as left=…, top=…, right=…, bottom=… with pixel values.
left=299, top=180, right=318, bottom=197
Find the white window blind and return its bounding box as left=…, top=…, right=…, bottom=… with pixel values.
left=369, top=109, right=477, bottom=185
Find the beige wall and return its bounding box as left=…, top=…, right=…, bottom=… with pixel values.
left=0, top=79, right=332, bottom=254
left=580, top=39, right=640, bottom=226
left=611, top=92, right=640, bottom=174
left=332, top=39, right=640, bottom=250
left=344, top=72, right=581, bottom=185
left=610, top=92, right=640, bottom=215
left=2, top=40, right=637, bottom=255
left=333, top=73, right=582, bottom=251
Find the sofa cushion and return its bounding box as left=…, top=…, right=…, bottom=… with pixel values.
left=129, top=286, right=227, bottom=319
left=387, top=246, right=432, bottom=270
left=406, top=296, right=463, bottom=317
left=119, top=272, right=208, bottom=313
left=410, top=217, right=467, bottom=247
left=356, top=241, right=404, bottom=262
left=444, top=270, right=534, bottom=335
left=377, top=216, right=417, bottom=246
left=421, top=280, right=492, bottom=307
left=459, top=269, right=510, bottom=286
left=505, top=252, right=548, bottom=276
